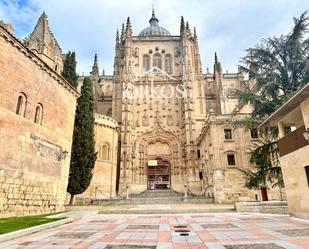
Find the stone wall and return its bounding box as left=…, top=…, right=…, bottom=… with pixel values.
left=198, top=114, right=286, bottom=204
left=77, top=114, right=118, bottom=199
left=0, top=26, right=78, bottom=217
left=279, top=144, right=309, bottom=220
left=235, top=201, right=289, bottom=214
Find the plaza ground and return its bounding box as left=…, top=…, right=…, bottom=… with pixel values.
left=1, top=211, right=309, bottom=249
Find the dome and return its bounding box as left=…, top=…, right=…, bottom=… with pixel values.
left=138, top=10, right=171, bottom=37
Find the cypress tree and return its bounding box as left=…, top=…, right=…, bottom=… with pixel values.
left=62, top=51, right=78, bottom=87
left=67, top=77, right=97, bottom=205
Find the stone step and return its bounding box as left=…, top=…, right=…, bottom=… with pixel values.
left=131, top=190, right=183, bottom=198
left=98, top=208, right=235, bottom=214
left=65, top=203, right=236, bottom=215
left=91, top=196, right=214, bottom=205
left=96, top=203, right=236, bottom=214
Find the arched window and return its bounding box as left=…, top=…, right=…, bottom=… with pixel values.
left=34, top=103, right=43, bottom=124
left=16, top=93, right=27, bottom=117
left=143, top=55, right=150, bottom=71
left=153, top=53, right=161, bottom=69
left=98, top=143, right=112, bottom=161
left=102, top=144, right=108, bottom=160
left=165, top=54, right=172, bottom=74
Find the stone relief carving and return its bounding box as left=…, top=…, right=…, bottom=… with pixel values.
left=136, top=112, right=140, bottom=127
left=142, top=111, right=149, bottom=126
left=162, top=98, right=166, bottom=109
left=167, top=112, right=174, bottom=126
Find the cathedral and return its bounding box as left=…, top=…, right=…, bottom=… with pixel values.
left=85, top=10, right=283, bottom=202
left=0, top=9, right=284, bottom=217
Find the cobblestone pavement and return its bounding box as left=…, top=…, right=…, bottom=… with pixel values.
left=1, top=213, right=309, bottom=249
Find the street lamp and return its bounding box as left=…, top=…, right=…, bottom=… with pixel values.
left=303, top=128, right=309, bottom=143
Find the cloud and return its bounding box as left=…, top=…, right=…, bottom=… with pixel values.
left=0, top=0, right=307, bottom=75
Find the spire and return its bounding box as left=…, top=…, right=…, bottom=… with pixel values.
left=149, top=8, right=159, bottom=25
left=115, top=29, right=119, bottom=49
left=125, top=17, right=132, bottom=37
left=185, top=21, right=190, bottom=32
left=193, top=27, right=197, bottom=39
left=24, top=11, right=62, bottom=67
left=42, top=11, right=47, bottom=18
left=26, top=12, right=49, bottom=46
left=180, top=16, right=185, bottom=35
left=215, top=52, right=218, bottom=64
left=214, top=52, right=222, bottom=77
left=120, top=23, right=125, bottom=41
left=92, top=53, right=99, bottom=76
left=116, top=29, right=119, bottom=42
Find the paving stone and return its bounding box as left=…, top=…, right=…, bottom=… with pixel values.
left=126, top=225, right=159, bottom=230
left=275, top=228, right=309, bottom=237
left=191, top=215, right=215, bottom=218
left=201, top=223, right=239, bottom=229
left=139, top=216, right=161, bottom=218
left=224, top=244, right=284, bottom=249
left=156, top=243, right=173, bottom=249
left=90, top=219, right=118, bottom=223
left=52, top=232, right=95, bottom=239
left=105, top=245, right=156, bottom=249
left=1, top=213, right=309, bottom=249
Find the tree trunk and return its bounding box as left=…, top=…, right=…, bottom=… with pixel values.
left=260, top=187, right=268, bottom=201
left=69, top=194, right=75, bottom=205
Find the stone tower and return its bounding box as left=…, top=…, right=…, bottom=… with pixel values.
left=24, top=12, right=63, bottom=74
left=79, top=10, right=284, bottom=203
left=113, top=11, right=206, bottom=193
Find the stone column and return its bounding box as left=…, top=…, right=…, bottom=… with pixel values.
left=278, top=121, right=285, bottom=139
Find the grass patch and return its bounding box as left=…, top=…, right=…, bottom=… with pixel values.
left=0, top=214, right=65, bottom=235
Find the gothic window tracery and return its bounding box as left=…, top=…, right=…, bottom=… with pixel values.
left=143, top=55, right=150, bottom=71
left=165, top=54, right=172, bottom=74
left=153, top=53, right=162, bottom=69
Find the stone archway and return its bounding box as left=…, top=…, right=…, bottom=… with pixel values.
left=134, top=122, right=184, bottom=190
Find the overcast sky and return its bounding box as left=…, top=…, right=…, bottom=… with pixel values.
left=0, top=0, right=308, bottom=75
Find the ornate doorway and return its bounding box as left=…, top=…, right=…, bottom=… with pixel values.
left=147, top=158, right=170, bottom=190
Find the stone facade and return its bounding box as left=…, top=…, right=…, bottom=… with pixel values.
left=235, top=201, right=289, bottom=215
left=261, top=83, right=309, bottom=219
left=78, top=114, right=118, bottom=199
left=1, top=9, right=287, bottom=213
left=80, top=11, right=283, bottom=202
left=197, top=114, right=285, bottom=203
left=0, top=22, right=78, bottom=217
left=113, top=14, right=246, bottom=195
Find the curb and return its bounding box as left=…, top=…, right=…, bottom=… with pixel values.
left=0, top=217, right=73, bottom=243
left=98, top=208, right=236, bottom=214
